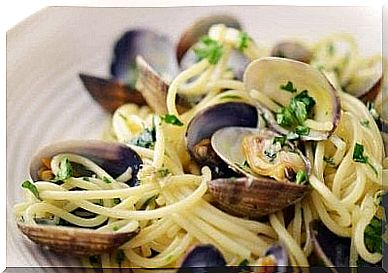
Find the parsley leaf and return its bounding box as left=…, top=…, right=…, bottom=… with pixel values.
left=237, top=32, right=250, bottom=52
left=238, top=259, right=249, bottom=266
left=21, top=180, right=41, bottom=200
left=353, top=143, right=378, bottom=175
left=273, top=136, right=287, bottom=146
left=53, top=157, right=73, bottom=182
left=276, top=107, right=297, bottom=127
left=161, top=114, right=184, bottom=126
left=323, top=156, right=335, bottom=166
left=366, top=101, right=380, bottom=121
left=130, top=127, right=156, bottom=148
left=295, top=170, right=308, bottom=184
left=360, top=120, right=370, bottom=128
left=102, top=176, right=113, bottom=184
left=364, top=217, right=382, bottom=254
left=295, top=126, right=310, bottom=136
left=194, top=36, right=223, bottom=65
left=280, top=81, right=297, bottom=93
left=293, top=90, right=316, bottom=114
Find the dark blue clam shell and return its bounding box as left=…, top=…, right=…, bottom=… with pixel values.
left=110, top=29, right=179, bottom=87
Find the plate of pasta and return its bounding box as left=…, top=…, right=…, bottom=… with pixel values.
left=7, top=5, right=387, bottom=271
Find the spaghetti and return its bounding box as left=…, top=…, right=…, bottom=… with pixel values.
left=15, top=24, right=386, bottom=269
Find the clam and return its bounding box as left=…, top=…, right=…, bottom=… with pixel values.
left=177, top=243, right=288, bottom=272
left=309, top=220, right=350, bottom=270
left=176, top=15, right=249, bottom=80
left=80, top=29, right=180, bottom=113
left=209, top=127, right=310, bottom=218
left=30, top=140, right=142, bottom=185
left=244, top=57, right=341, bottom=140
left=18, top=140, right=142, bottom=256
left=270, top=41, right=312, bottom=63
left=176, top=14, right=241, bottom=63
left=186, top=102, right=258, bottom=177
left=177, top=244, right=226, bottom=272
left=343, top=59, right=382, bottom=103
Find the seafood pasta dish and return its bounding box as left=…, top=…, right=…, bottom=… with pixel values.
left=14, top=15, right=387, bottom=270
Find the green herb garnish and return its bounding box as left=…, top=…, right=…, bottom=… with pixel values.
left=237, top=32, right=250, bottom=52
left=280, top=81, right=297, bottom=93
left=238, top=259, right=249, bottom=266
left=53, top=157, right=73, bottom=182
left=161, top=114, right=184, bottom=126
left=273, top=136, right=287, bottom=145
left=295, top=126, right=310, bottom=136
left=352, top=143, right=378, bottom=176
left=157, top=168, right=170, bottom=178
left=130, top=127, right=156, bottom=148
left=220, top=95, right=242, bottom=100
left=193, top=36, right=223, bottom=65
left=295, top=170, right=308, bottom=184
left=366, top=101, right=380, bottom=121
left=276, top=85, right=316, bottom=137
left=323, top=156, right=335, bottom=166
left=82, top=177, right=90, bottom=182
left=119, top=113, right=128, bottom=121
left=360, top=120, right=370, bottom=128
left=103, top=176, right=113, bottom=184
left=113, top=198, right=121, bottom=205
left=21, top=180, right=41, bottom=200
left=364, top=217, right=382, bottom=254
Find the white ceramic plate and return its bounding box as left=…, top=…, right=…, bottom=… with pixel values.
left=7, top=5, right=382, bottom=268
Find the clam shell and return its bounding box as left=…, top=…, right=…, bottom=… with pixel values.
left=244, top=57, right=341, bottom=140
left=208, top=176, right=309, bottom=218
left=176, top=14, right=241, bottom=63
left=18, top=222, right=136, bottom=256
left=79, top=73, right=146, bottom=113
left=135, top=55, right=191, bottom=115
left=178, top=244, right=226, bottom=271
left=271, top=41, right=312, bottom=63
left=30, top=140, right=142, bottom=186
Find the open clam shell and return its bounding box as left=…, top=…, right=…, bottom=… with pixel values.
left=18, top=223, right=136, bottom=256
left=19, top=140, right=142, bottom=256
left=209, top=126, right=310, bottom=218
left=176, top=14, right=241, bottom=63
left=177, top=15, right=249, bottom=80
left=186, top=102, right=258, bottom=177
left=79, top=73, right=146, bottom=113
left=80, top=29, right=179, bottom=113
left=135, top=55, right=191, bottom=115
left=271, top=41, right=312, bottom=63
left=244, top=57, right=341, bottom=140
left=30, top=139, right=143, bottom=185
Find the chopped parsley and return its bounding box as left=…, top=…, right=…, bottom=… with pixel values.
left=113, top=198, right=121, bottom=205
left=53, top=157, right=73, bottom=182
left=276, top=86, right=316, bottom=137
left=161, top=114, right=184, bottom=126
left=295, top=170, right=308, bottom=184
left=157, top=168, right=170, bottom=178
left=366, top=101, right=380, bottom=122
left=102, top=176, right=113, bottom=184
left=327, top=43, right=335, bottom=56
left=82, top=177, right=90, bottom=182
left=237, top=32, right=250, bottom=52
left=295, top=125, right=310, bottom=136
left=323, top=156, right=336, bottom=166
left=238, top=259, right=249, bottom=266
left=280, top=81, right=297, bottom=93
left=119, top=113, right=128, bottom=121
left=273, top=136, right=287, bottom=146
left=130, top=127, right=156, bottom=148
left=21, top=180, right=41, bottom=200
left=364, top=217, right=382, bottom=254
left=112, top=226, right=119, bottom=231
left=220, top=95, right=242, bottom=100
left=193, top=36, right=223, bottom=65
left=352, top=143, right=378, bottom=176
left=360, top=120, right=370, bottom=128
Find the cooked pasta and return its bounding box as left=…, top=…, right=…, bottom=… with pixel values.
left=14, top=23, right=386, bottom=270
